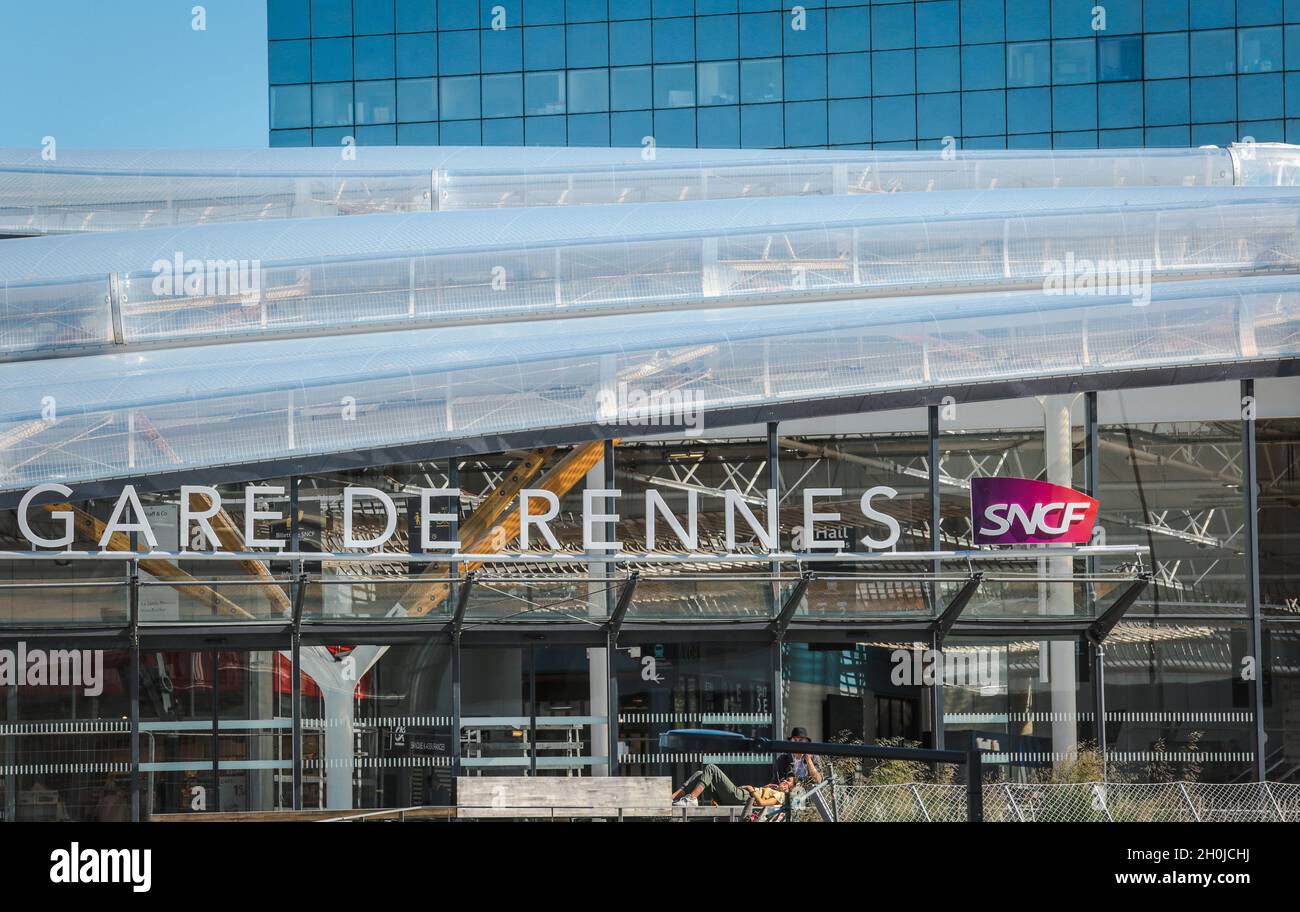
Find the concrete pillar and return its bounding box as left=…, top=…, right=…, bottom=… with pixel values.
left=320, top=687, right=354, bottom=810
left=1041, top=394, right=1079, bottom=761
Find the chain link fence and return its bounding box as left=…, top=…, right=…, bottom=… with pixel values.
left=795, top=781, right=1300, bottom=822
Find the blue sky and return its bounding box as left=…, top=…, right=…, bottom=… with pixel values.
left=0, top=0, right=268, bottom=150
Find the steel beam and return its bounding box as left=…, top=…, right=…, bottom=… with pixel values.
left=605, top=570, right=640, bottom=642
left=1087, top=573, right=1153, bottom=645
left=931, top=572, right=984, bottom=641
left=770, top=570, right=814, bottom=638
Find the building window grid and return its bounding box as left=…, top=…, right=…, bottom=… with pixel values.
left=268, top=5, right=1299, bottom=154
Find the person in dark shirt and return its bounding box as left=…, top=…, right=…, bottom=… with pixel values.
left=772, top=727, right=823, bottom=787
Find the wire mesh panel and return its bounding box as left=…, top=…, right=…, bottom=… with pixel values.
left=1102, top=783, right=1198, bottom=822
left=1183, top=782, right=1284, bottom=822
left=1269, top=782, right=1300, bottom=822
left=832, top=783, right=930, bottom=822
left=818, top=781, right=1297, bottom=822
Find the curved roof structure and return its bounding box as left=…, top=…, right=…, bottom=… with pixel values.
left=3, top=142, right=1296, bottom=237
left=1, top=144, right=1298, bottom=496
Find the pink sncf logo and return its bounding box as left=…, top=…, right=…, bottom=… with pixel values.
left=970, top=477, right=1099, bottom=546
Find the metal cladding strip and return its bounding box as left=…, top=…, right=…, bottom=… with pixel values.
left=3, top=184, right=1300, bottom=359
left=0, top=144, right=1257, bottom=237
left=0, top=272, right=1296, bottom=492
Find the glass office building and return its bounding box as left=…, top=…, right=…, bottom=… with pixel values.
left=270, top=0, right=1300, bottom=150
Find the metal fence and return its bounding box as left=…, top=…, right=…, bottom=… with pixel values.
left=798, top=781, right=1300, bottom=822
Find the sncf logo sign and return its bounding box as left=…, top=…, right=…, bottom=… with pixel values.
left=970, top=477, right=1098, bottom=546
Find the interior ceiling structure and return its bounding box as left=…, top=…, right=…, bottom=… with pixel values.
left=1, top=142, right=1298, bottom=495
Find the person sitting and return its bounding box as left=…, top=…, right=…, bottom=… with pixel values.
left=772, top=726, right=822, bottom=788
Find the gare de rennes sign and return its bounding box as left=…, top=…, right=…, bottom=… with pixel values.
left=13, top=477, right=1098, bottom=553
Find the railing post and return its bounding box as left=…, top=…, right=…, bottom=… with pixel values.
left=965, top=750, right=983, bottom=822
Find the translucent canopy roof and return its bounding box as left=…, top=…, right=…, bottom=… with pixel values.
left=3, top=185, right=1298, bottom=359
left=1, top=272, right=1295, bottom=493
left=1, top=143, right=1298, bottom=492
left=3, top=143, right=1288, bottom=237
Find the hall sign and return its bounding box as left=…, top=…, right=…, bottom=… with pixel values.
left=15, top=478, right=1098, bottom=553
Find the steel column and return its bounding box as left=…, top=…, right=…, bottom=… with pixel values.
left=1241, top=379, right=1267, bottom=782
left=289, top=476, right=303, bottom=810
left=928, top=404, right=944, bottom=750
left=128, top=559, right=141, bottom=822
left=447, top=457, right=463, bottom=790
left=604, top=439, right=619, bottom=776
left=1084, top=392, right=1105, bottom=759
left=767, top=421, right=783, bottom=739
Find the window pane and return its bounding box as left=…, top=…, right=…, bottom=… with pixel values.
left=1099, top=36, right=1142, bottom=81
left=355, top=35, right=396, bottom=80
left=270, top=84, right=311, bottom=129
left=1240, top=26, right=1284, bottom=72
left=653, top=63, right=695, bottom=108
left=524, top=25, right=566, bottom=70
left=441, top=76, right=481, bottom=120
left=268, top=0, right=309, bottom=40
left=1145, top=32, right=1189, bottom=80
left=397, top=33, right=438, bottom=77
left=312, top=38, right=352, bottom=82
left=610, top=66, right=652, bottom=110
left=1052, top=38, right=1096, bottom=84
left=482, top=73, right=523, bottom=117
left=269, top=40, right=310, bottom=84
left=698, top=60, right=738, bottom=106
left=525, top=70, right=566, bottom=115
left=312, top=82, right=353, bottom=127
left=397, top=77, right=438, bottom=122
left=355, top=81, right=397, bottom=125
left=1007, top=42, right=1050, bottom=87
left=568, top=68, right=609, bottom=113
left=741, top=58, right=782, bottom=104
left=1190, top=29, right=1234, bottom=77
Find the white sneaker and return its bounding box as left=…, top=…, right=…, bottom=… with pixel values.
left=673, top=796, right=699, bottom=807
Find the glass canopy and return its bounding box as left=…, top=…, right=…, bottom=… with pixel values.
left=1, top=144, right=1297, bottom=491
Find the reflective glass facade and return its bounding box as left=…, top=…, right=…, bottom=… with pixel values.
left=2, top=376, right=1298, bottom=818
left=270, top=0, right=1300, bottom=149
